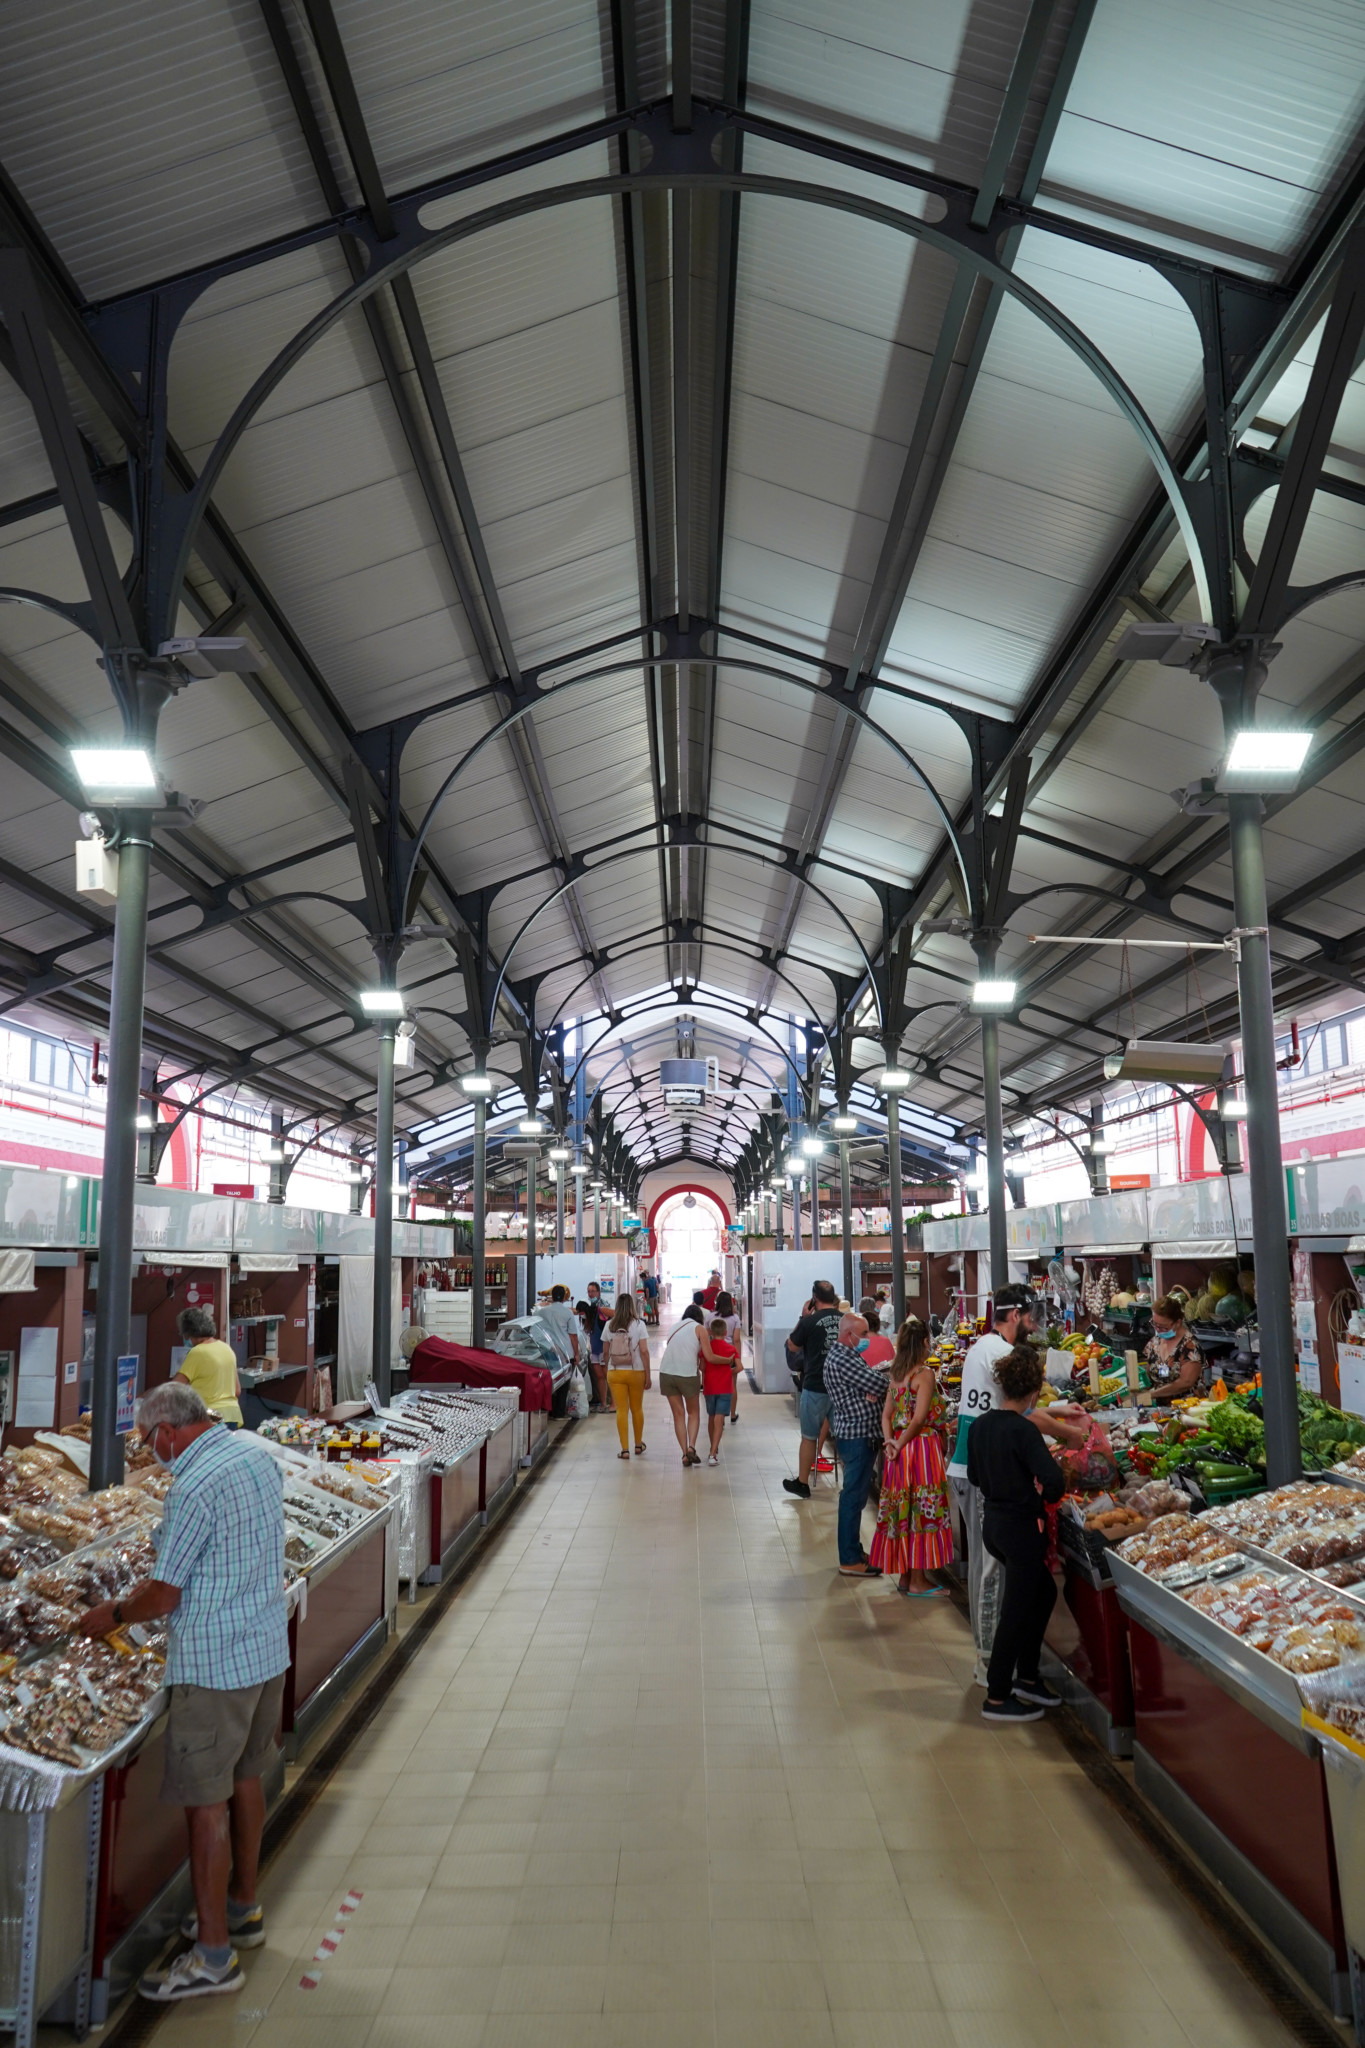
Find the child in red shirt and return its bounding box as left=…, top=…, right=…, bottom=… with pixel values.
left=703, top=1319, right=736, bottom=1464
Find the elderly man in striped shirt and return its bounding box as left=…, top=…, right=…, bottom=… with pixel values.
left=823, top=1311, right=894, bottom=1576
left=80, top=1381, right=289, bottom=2002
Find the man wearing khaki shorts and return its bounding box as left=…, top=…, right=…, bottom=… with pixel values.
left=80, top=1381, right=289, bottom=2002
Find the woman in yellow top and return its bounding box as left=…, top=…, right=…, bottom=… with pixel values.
left=174, top=1306, right=243, bottom=1427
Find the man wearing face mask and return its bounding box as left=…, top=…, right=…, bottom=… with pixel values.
left=78, top=1382, right=288, bottom=2002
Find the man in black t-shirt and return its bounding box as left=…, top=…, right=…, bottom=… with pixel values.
left=782, top=1280, right=841, bottom=1500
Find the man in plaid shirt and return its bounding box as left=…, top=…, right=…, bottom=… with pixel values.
left=823, top=1311, right=893, bottom=1575
left=80, top=1381, right=288, bottom=2002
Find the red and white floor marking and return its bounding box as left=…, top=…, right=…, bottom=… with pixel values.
left=299, top=1889, right=363, bottom=1988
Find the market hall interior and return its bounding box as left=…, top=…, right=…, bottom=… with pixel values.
left=179, top=1390, right=1299, bottom=2048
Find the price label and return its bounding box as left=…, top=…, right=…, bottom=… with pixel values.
left=15, top=1682, right=35, bottom=1709
left=77, top=1670, right=105, bottom=1708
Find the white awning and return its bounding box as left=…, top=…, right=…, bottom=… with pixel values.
left=236, top=1252, right=305, bottom=1273
left=1152, top=1240, right=1236, bottom=1259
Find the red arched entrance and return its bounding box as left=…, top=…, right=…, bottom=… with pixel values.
left=645, top=1182, right=733, bottom=1257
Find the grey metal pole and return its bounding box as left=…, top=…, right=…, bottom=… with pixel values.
left=840, top=1136, right=853, bottom=1304
left=887, top=1091, right=906, bottom=1328
left=526, top=1158, right=537, bottom=1310
left=91, top=826, right=152, bottom=1490
left=574, top=1172, right=584, bottom=1252
left=372, top=1021, right=395, bottom=1403
left=1228, top=792, right=1300, bottom=1486
left=980, top=1012, right=1008, bottom=1299
left=593, top=1188, right=600, bottom=1253
left=471, top=1096, right=486, bottom=1341
left=1089, top=1096, right=1110, bottom=1196
left=555, top=1164, right=565, bottom=1254
left=810, top=1159, right=821, bottom=1250
left=793, top=1176, right=803, bottom=1251
left=774, top=1183, right=785, bottom=1251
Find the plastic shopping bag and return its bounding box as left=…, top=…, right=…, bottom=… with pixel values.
left=567, top=1368, right=590, bottom=1420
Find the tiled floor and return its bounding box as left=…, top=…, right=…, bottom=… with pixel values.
left=154, top=1375, right=1300, bottom=2048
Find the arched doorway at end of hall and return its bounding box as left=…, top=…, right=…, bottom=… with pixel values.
left=651, top=1188, right=729, bottom=1308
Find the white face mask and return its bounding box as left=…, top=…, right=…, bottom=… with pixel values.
left=149, top=1427, right=176, bottom=1470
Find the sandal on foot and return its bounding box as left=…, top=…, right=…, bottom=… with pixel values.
left=617, top=1449, right=630, bottom=1460
left=634, top=1442, right=646, bottom=1455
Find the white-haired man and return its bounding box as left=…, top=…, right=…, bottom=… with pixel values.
left=822, top=1311, right=893, bottom=1575
left=79, top=1381, right=288, bottom=2002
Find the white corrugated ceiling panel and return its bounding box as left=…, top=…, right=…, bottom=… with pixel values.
left=0, top=0, right=320, bottom=298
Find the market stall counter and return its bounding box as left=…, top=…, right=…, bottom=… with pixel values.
left=1104, top=1484, right=1365, bottom=2019
left=1046, top=1519, right=1135, bottom=1756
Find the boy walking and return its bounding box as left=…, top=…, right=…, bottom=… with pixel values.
left=702, top=1317, right=737, bottom=1464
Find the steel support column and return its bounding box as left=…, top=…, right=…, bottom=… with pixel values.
left=555, top=1164, right=565, bottom=1255
left=372, top=1022, right=396, bottom=1404
left=810, top=1161, right=821, bottom=1250
left=593, top=1186, right=601, bottom=1254
left=471, top=1097, right=486, bottom=1341
left=526, top=1158, right=537, bottom=1312
left=839, top=1135, right=853, bottom=1305
left=90, top=828, right=152, bottom=1491
left=1228, top=792, right=1300, bottom=1485
left=774, top=1182, right=784, bottom=1252
left=886, top=1091, right=907, bottom=1330
left=793, top=1177, right=803, bottom=1253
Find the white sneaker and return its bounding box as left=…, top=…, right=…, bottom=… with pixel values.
left=139, top=1948, right=243, bottom=2002
left=707, top=1453, right=718, bottom=1466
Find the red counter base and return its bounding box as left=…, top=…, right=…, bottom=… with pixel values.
left=1042, top=1562, right=1135, bottom=1755
left=1127, top=1615, right=1349, bottom=2015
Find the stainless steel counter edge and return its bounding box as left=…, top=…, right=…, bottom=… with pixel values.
left=1106, top=1551, right=1318, bottom=1752
left=298, top=1497, right=395, bottom=1591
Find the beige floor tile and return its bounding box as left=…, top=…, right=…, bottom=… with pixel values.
left=713, top=1957, right=826, bottom=2009
left=251, top=2020, right=376, bottom=2048
left=397, top=1922, right=512, bottom=1968
left=598, top=2017, right=715, bottom=2048
left=710, top=1878, right=810, bottom=1920
left=710, top=1916, right=812, bottom=1961
left=832, top=2014, right=956, bottom=2048
left=414, top=1887, right=519, bottom=1926
left=268, top=1966, right=395, bottom=2018
left=480, top=2020, right=599, bottom=2048
left=715, top=2012, right=835, bottom=2048
left=383, top=1966, right=501, bottom=2015
left=365, top=2018, right=486, bottom=2048
left=602, top=1959, right=714, bottom=2010
left=492, top=1962, right=607, bottom=2012
left=515, top=1884, right=616, bottom=1923
left=929, top=1958, right=1059, bottom=2012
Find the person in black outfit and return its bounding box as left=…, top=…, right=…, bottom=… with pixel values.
left=965, top=1344, right=1066, bottom=1724
left=782, top=1280, right=841, bottom=1499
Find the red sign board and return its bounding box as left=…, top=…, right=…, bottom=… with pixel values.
left=1108, top=1173, right=1151, bottom=1190
left=213, top=1182, right=256, bottom=1199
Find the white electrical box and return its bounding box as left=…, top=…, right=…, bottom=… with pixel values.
left=75, top=838, right=119, bottom=906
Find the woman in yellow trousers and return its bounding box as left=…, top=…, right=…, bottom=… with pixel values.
left=604, top=1294, right=652, bottom=1458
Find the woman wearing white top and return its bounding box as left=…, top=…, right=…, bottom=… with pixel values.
left=603, top=1294, right=652, bottom=1458
left=658, top=1304, right=723, bottom=1466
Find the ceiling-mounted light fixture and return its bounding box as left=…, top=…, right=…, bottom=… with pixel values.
left=548, top=1146, right=571, bottom=1163
left=518, top=1119, right=547, bottom=1135
left=800, top=1136, right=824, bottom=1157
left=830, top=1114, right=857, bottom=1133
left=1224, top=730, right=1312, bottom=781
left=72, top=748, right=158, bottom=794
left=460, top=1072, right=494, bottom=1095
left=262, top=1146, right=285, bottom=1164
left=134, top=1113, right=155, bottom=1131
left=1222, top=1096, right=1248, bottom=1119
left=359, top=988, right=406, bottom=1017
left=878, top=1068, right=910, bottom=1092
left=971, top=980, right=1017, bottom=1010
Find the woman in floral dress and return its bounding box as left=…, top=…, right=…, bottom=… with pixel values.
left=869, top=1317, right=953, bottom=1596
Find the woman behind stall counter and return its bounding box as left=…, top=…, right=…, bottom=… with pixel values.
left=174, top=1305, right=243, bottom=1428
left=1144, top=1294, right=1205, bottom=1403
